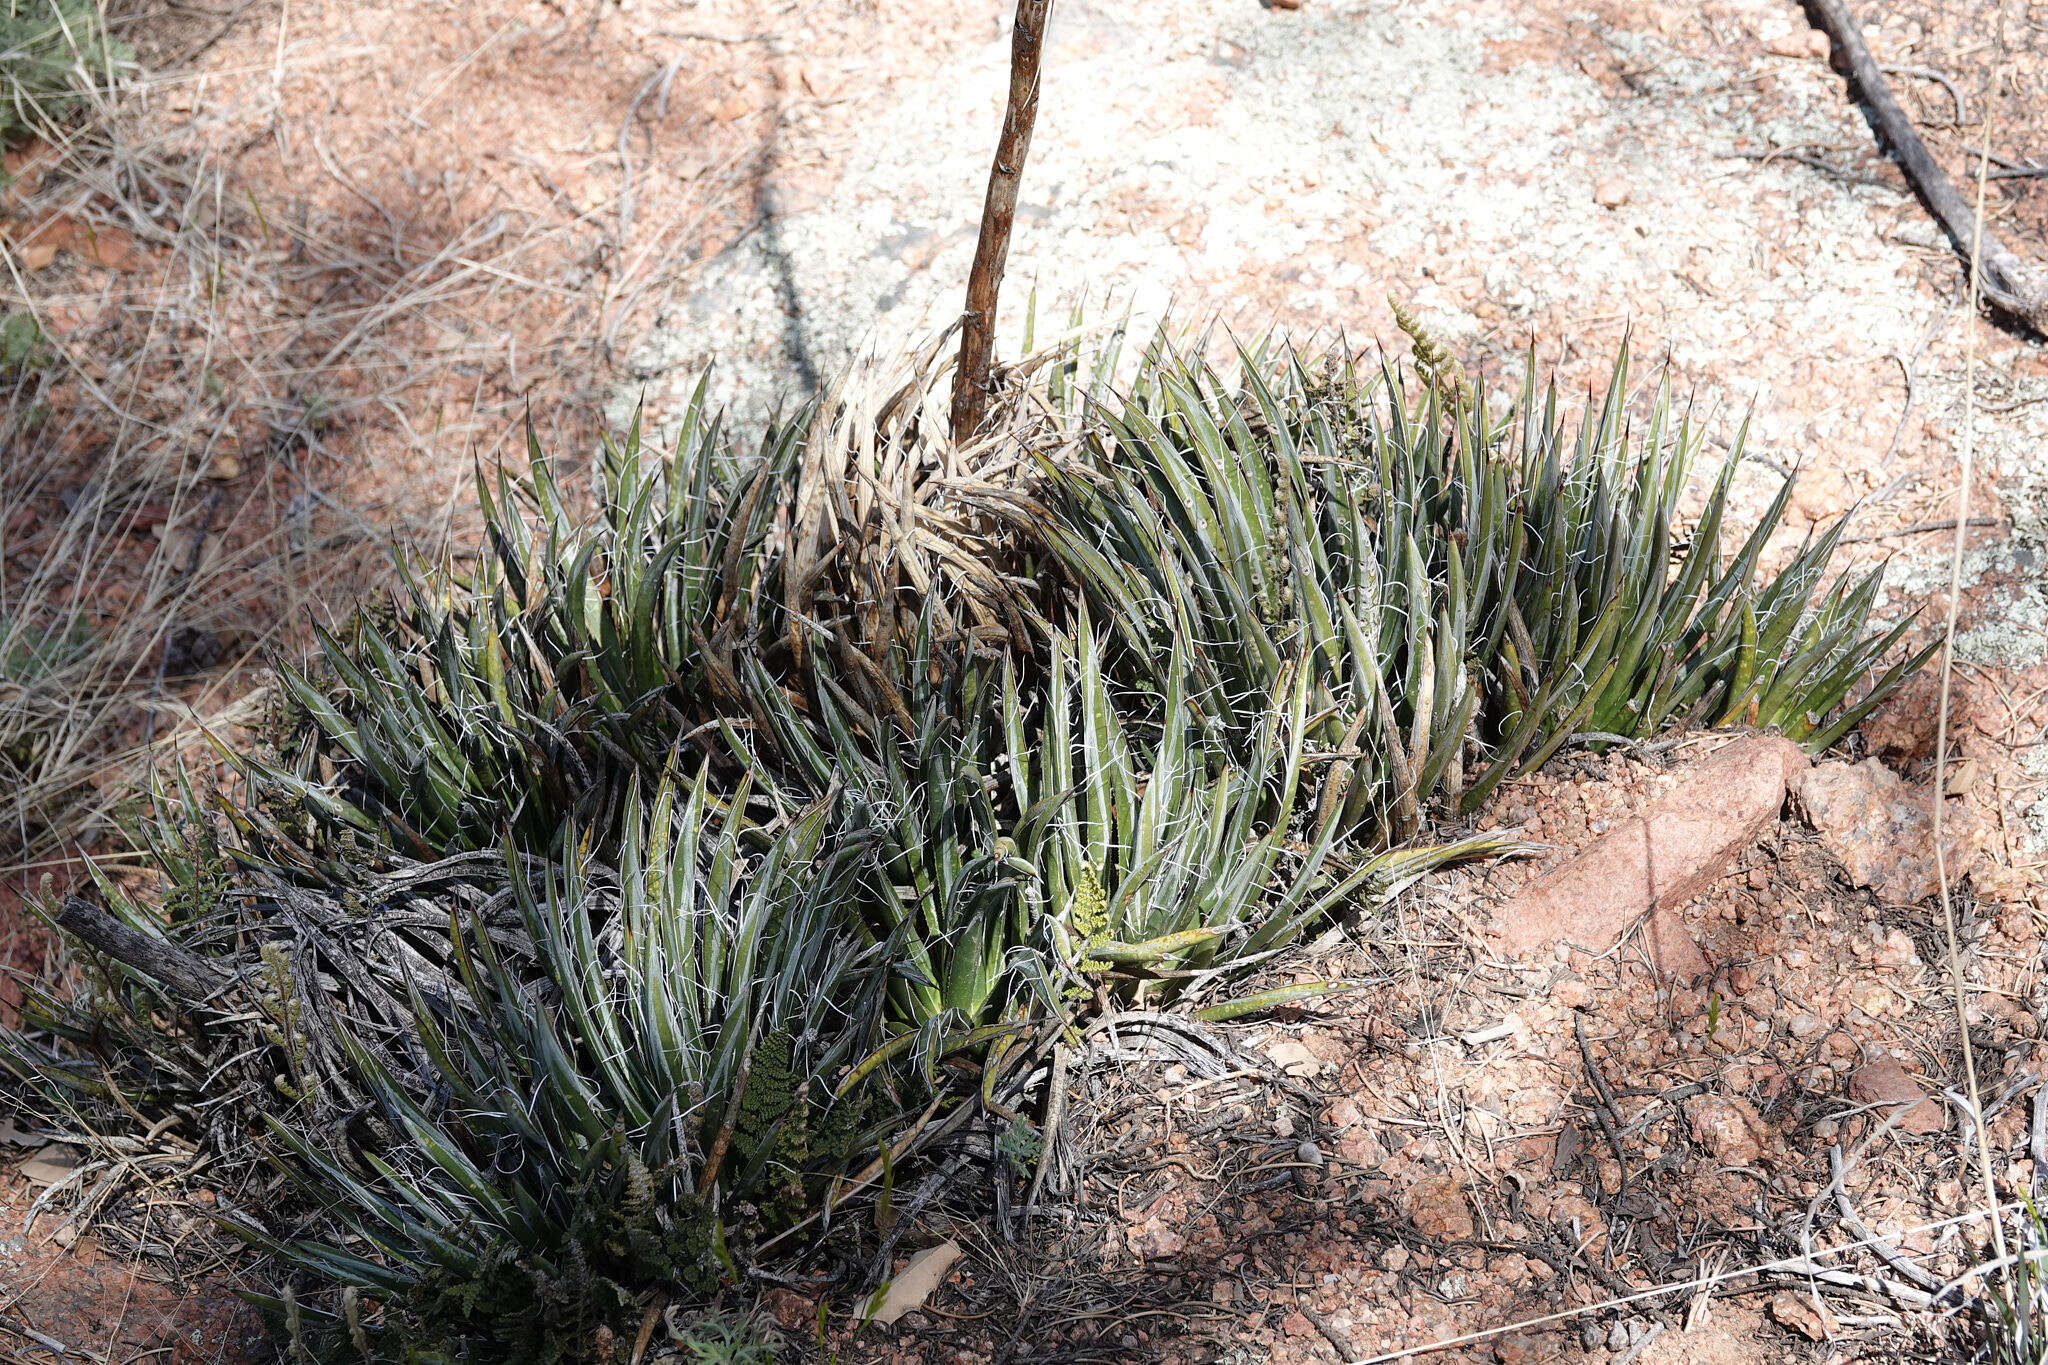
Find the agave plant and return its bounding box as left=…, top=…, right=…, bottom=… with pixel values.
left=256, top=391, right=797, bottom=857
left=246, top=783, right=902, bottom=1361
left=258, top=349, right=1046, bottom=864
left=740, top=602, right=1026, bottom=1039
left=1469, top=357, right=1931, bottom=807
left=1, top=324, right=1933, bottom=1358
left=1017, top=336, right=1928, bottom=841
left=1000, top=616, right=1508, bottom=1019
left=10, top=767, right=904, bottom=1362
left=1020, top=343, right=1509, bottom=843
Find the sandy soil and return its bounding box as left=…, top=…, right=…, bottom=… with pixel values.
left=2, top=1, right=2045, bottom=1361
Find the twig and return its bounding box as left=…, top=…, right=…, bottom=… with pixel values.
left=950, top=0, right=1053, bottom=443
left=1614, top=1323, right=1664, bottom=1365
left=1839, top=516, right=2000, bottom=545
left=1880, top=299, right=1956, bottom=467
left=1575, top=1012, right=1632, bottom=1196
left=1879, top=65, right=1966, bottom=125
left=1828, top=1145, right=1947, bottom=1294
left=1297, top=1303, right=1360, bottom=1363
left=696, top=1007, right=768, bottom=1196
left=1802, top=0, right=2048, bottom=331
left=1024, top=1040, right=1069, bottom=1212
left=1347, top=1207, right=2006, bottom=1363
left=1723, top=147, right=1896, bottom=190
left=1932, top=92, right=2015, bottom=1304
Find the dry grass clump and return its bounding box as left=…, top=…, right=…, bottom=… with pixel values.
left=1, top=323, right=1928, bottom=1361
left=0, top=4, right=625, bottom=877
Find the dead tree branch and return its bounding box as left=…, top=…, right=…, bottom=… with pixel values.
left=1802, top=0, right=2047, bottom=333
left=57, top=896, right=232, bottom=1004
left=950, top=0, right=1054, bottom=444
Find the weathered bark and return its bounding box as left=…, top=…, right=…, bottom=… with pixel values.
left=1803, top=0, right=2047, bottom=333
left=57, top=896, right=232, bottom=1004
left=949, top=0, right=1054, bottom=444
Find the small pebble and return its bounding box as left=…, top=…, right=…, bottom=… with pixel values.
left=1593, top=176, right=1632, bottom=208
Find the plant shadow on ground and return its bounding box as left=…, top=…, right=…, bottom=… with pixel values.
left=0, top=0, right=807, bottom=888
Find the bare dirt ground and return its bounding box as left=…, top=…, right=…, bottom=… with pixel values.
left=3, top=1, right=2046, bottom=1361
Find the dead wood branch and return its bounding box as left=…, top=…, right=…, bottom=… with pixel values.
left=1802, top=0, right=2048, bottom=333
left=57, top=896, right=232, bottom=1004
left=950, top=0, right=1054, bottom=444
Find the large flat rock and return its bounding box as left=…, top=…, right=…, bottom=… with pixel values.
left=1489, top=735, right=1809, bottom=979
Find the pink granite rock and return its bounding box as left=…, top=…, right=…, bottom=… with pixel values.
left=1847, top=1056, right=1946, bottom=1135
left=1790, top=758, right=1980, bottom=906
left=1489, top=735, right=1808, bottom=980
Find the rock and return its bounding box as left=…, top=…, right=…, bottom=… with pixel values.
left=1763, top=29, right=1831, bottom=59
left=870, top=1240, right=962, bottom=1326
left=1643, top=909, right=1713, bottom=985
left=1790, top=759, right=1979, bottom=905
left=1873, top=927, right=1918, bottom=970
left=18, top=1143, right=83, bottom=1187
left=15, top=215, right=142, bottom=271
left=1460, top=1015, right=1519, bottom=1047
left=1280, top=1310, right=1314, bottom=1339
left=1769, top=1290, right=1836, bottom=1340
left=1409, top=1174, right=1475, bottom=1240
left=1947, top=756, right=1980, bottom=795
left=762, top=1288, right=815, bottom=1331
left=1686, top=1095, right=1770, bottom=1166
left=1335, top=1125, right=1385, bottom=1168
left=1593, top=176, right=1632, bottom=208
left=1264, top=1038, right=1319, bottom=1077
left=1489, top=736, right=1807, bottom=976
left=1381, top=1244, right=1410, bottom=1272
left=1547, top=1192, right=1606, bottom=1250
left=1847, top=1057, right=1945, bottom=1135
left=16, top=236, right=58, bottom=271
left=1975, top=861, right=2032, bottom=905
left=1550, top=979, right=1590, bottom=1009
left=162, top=626, right=225, bottom=677
left=1130, top=1217, right=1186, bottom=1259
